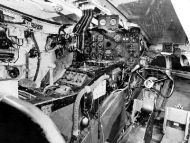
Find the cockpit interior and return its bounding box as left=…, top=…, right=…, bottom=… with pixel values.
left=0, top=0, right=190, bottom=143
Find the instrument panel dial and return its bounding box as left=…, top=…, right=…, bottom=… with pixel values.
left=115, top=45, right=122, bottom=55
left=99, top=19, right=106, bottom=26
left=114, top=34, right=121, bottom=42
left=110, top=18, right=117, bottom=26
left=97, top=34, right=104, bottom=42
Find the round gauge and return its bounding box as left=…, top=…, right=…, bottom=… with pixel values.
left=105, top=49, right=112, bottom=55
left=97, top=34, right=104, bottom=42
left=115, top=45, right=122, bottom=54
left=114, top=34, right=121, bottom=42
left=84, top=47, right=91, bottom=54
left=99, top=19, right=106, bottom=26
left=110, top=18, right=117, bottom=26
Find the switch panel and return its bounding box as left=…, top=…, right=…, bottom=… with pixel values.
left=61, top=71, right=88, bottom=87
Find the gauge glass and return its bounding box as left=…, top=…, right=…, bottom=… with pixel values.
left=114, top=34, right=121, bottom=42
left=97, top=34, right=104, bottom=42
left=105, top=49, right=112, bottom=55
left=110, top=18, right=117, bottom=26
left=99, top=19, right=106, bottom=26
left=116, top=45, right=122, bottom=54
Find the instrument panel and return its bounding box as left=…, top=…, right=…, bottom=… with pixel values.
left=85, top=27, right=142, bottom=66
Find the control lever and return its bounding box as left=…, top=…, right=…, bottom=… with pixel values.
left=131, top=64, right=141, bottom=73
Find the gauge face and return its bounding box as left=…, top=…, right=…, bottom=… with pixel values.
left=115, top=45, right=122, bottom=55
left=110, top=18, right=117, bottom=26
left=114, top=34, right=121, bottom=42
left=105, top=49, right=112, bottom=55
left=84, top=46, right=91, bottom=54
left=97, top=34, right=104, bottom=42
left=99, top=19, right=106, bottom=26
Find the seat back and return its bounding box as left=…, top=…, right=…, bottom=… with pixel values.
left=162, top=107, right=190, bottom=142
left=0, top=93, right=65, bottom=143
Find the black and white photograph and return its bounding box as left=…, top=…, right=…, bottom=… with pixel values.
left=0, top=0, right=190, bottom=143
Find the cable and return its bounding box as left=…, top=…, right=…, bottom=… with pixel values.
left=150, top=80, right=174, bottom=98
left=72, top=74, right=109, bottom=138
left=31, top=32, right=41, bottom=82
